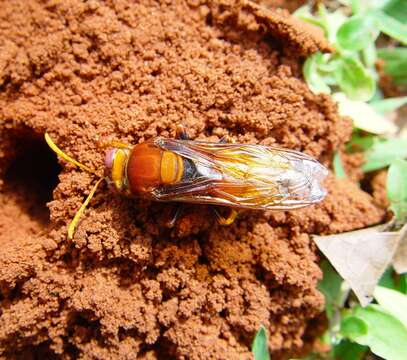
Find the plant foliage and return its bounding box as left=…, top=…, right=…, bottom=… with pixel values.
left=277, top=1, right=407, bottom=360
left=253, top=0, right=407, bottom=358
left=252, top=326, right=271, bottom=360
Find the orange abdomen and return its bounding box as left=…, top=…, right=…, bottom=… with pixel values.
left=127, top=141, right=184, bottom=195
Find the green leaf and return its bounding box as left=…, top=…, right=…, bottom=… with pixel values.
left=351, top=0, right=393, bottom=14
left=375, top=10, right=407, bottom=44
left=346, top=304, right=407, bottom=360
left=362, top=139, right=407, bottom=172
left=378, top=266, right=397, bottom=290
left=318, top=260, right=344, bottom=306
left=377, top=47, right=407, bottom=85
left=350, top=0, right=363, bottom=14
left=303, top=54, right=331, bottom=95
left=383, top=0, right=407, bottom=24
left=374, top=286, right=407, bottom=328
left=333, top=339, right=367, bottom=360
left=340, top=316, right=369, bottom=338
left=370, top=96, right=407, bottom=114
left=346, top=132, right=376, bottom=152
left=317, top=4, right=347, bottom=43
left=333, top=93, right=397, bottom=135
left=370, top=88, right=384, bottom=102
left=337, top=15, right=378, bottom=51
left=362, top=41, right=377, bottom=68
left=379, top=268, right=407, bottom=294
left=335, top=57, right=376, bottom=101
left=294, top=5, right=326, bottom=30
left=400, top=274, right=407, bottom=294
left=387, top=159, right=407, bottom=221
left=318, top=260, right=345, bottom=320
left=333, top=152, right=347, bottom=179
left=252, top=326, right=270, bottom=360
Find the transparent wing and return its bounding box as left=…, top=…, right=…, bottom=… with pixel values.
left=152, top=138, right=328, bottom=210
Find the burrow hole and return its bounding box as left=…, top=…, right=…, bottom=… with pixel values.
left=3, top=131, right=61, bottom=226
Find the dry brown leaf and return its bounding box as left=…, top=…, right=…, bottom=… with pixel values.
left=393, top=227, right=407, bottom=273
left=313, top=221, right=407, bottom=306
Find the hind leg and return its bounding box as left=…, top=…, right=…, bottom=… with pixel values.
left=213, top=134, right=239, bottom=225
left=165, top=204, right=185, bottom=228
left=213, top=207, right=239, bottom=226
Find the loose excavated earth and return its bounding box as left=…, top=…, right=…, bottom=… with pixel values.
left=0, top=0, right=385, bottom=358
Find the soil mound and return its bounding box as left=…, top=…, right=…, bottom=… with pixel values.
left=0, top=0, right=384, bottom=358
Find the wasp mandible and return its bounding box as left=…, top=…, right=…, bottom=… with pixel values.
left=45, top=126, right=328, bottom=239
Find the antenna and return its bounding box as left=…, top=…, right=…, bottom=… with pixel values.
left=45, top=133, right=98, bottom=175
left=45, top=133, right=102, bottom=239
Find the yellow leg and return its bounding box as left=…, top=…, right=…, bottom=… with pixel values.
left=219, top=135, right=235, bottom=144
left=214, top=208, right=239, bottom=226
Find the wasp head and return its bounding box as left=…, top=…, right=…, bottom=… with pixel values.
left=104, top=148, right=130, bottom=192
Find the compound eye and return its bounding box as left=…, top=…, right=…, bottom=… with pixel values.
left=105, top=149, right=117, bottom=171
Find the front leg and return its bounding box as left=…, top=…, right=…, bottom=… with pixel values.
left=98, top=140, right=132, bottom=150
left=176, top=124, right=190, bottom=140
left=219, top=134, right=234, bottom=144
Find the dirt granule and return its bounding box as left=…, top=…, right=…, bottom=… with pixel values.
left=0, top=0, right=384, bottom=358
left=254, top=0, right=306, bottom=13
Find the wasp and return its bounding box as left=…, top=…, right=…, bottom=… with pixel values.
left=45, top=126, right=328, bottom=239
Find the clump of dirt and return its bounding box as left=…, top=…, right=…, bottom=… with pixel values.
left=341, top=152, right=365, bottom=183
left=0, top=0, right=384, bottom=358
left=254, top=0, right=306, bottom=13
